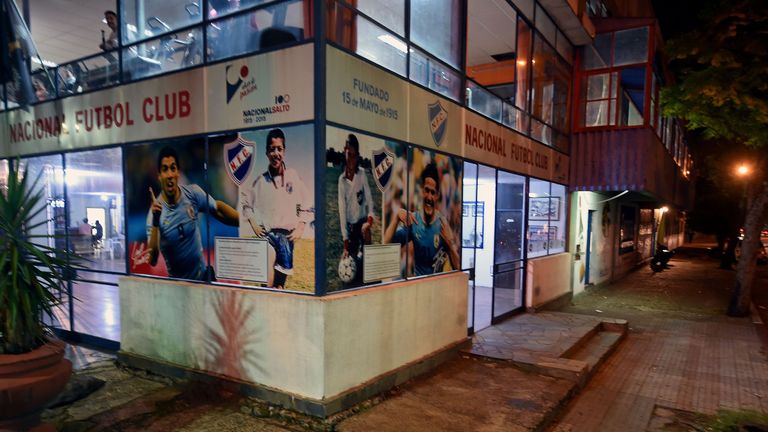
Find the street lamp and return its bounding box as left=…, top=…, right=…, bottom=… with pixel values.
left=736, top=164, right=751, bottom=177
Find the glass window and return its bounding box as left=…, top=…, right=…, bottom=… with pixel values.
left=614, top=27, right=649, bottom=66
left=410, top=48, right=462, bottom=101
left=531, top=35, right=572, bottom=134
left=72, top=271, right=121, bottom=341
left=207, top=0, right=307, bottom=62
left=207, top=0, right=274, bottom=18
left=617, top=66, right=645, bottom=126
left=530, top=119, right=552, bottom=145
left=556, top=30, right=573, bottom=64
left=122, top=26, right=203, bottom=81
left=410, top=0, right=462, bottom=68
left=619, top=205, right=636, bottom=254
left=30, top=70, right=55, bottom=103
left=549, top=183, right=566, bottom=253
left=354, top=15, right=408, bottom=76
left=534, top=5, right=556, bottom=46
left=57, top=54, right=121, bottom=96
left=65, top=148, right=126, bottom=273
left=502, top=103, right=530, bottom=134
left=527, top=179, right=550, bottom=258
left=122, top=0, right=203, bottom=44
left=1, top=85, right=6, bottom=111
left=515, top=18, right=532, bottom=112
left=495, top=171, right=526, bottom=263
left=18, top=156, right=65, bottom=253
left=327, top=1, right=407, bottom=76
left=467, top=81, right=502, bottom=122
left=0, top=160, right=6, bottom=187
left=582, top=33, right=611, bottom=70
left=358, top=0, right=405, bottom=36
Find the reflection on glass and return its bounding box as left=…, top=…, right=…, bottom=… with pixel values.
left=358, top=0, right=405, bottom=36
left=496, top=171, right=525, bottom=263
left=122, top=0, right=204, bottom=44
left=207, top=0, right=306, bottom=62
left=493, top=265, right=523, bottom=318
left=72, top=280, right=120, bottom=341
left=122, top=27, right=203, bottom=82
left=467, top=81, right=502, bottom=122
left=410, top=48, right=461, bottom=101
left=548, top=183, right=566, bottom=253
left=614, top=27, right=649, bottom=66
left=57, top=54, right=120, bottom=96
left=65, top=148, right=126, bottom=273
left=527, top=178, right=549, bottom=258
left=410, top=0, right=461, bottom=68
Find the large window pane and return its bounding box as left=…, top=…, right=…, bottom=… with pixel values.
left=531, top=35, right=572, bottom=133
left=410, top=0, right=462, bottom=68
left=72, top=271, right=121, bottom=342
left=355, top=16, right=407, bottom=76
left=613, top=27, right=649, bottom=66
left=467, top=81, right=502, bottom=122
left=122, top=26, right=203, bottom=81
left=410, top=48, right=462, bottom=101
left=358, top=0, right=405, bottom=36
left=495, top=171, right=526, bottom=263
left=582, top=33, right=611, bottom=70
left=515, top=17, right=532, bottom=111
left=207, top=0, right=307, bottom=62
left=57, top=54, right=120, bottom=96
left=207, top=0, right=273, bottom=19
left=618, top=66, right=646, bottom=126
left=548, top=183, right=566, bottom=253
left=527, top=179, right=549, bottom=258
left=65, top=148, right=126, bottom=273
left=122, top=0, right=203, bottom=44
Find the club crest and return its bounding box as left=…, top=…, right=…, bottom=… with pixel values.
left=372, top=148, right=395, bottom=192
left=428, top=101, right=448, bottom=147
left=224, top=135, right=255, bottom=185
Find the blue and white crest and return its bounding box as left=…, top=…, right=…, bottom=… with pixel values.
left=224, top=135, right=255, bottom=185
left=428, top=101, right=448, bottom=147
left=372, top=148, right=395, bottom=192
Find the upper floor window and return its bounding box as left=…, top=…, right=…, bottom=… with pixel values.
left=583, top=26, right=649, bottom=70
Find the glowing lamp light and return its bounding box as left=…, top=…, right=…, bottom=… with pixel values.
left=660, top=206, right=669, bottom=213
left=736, top=164, right=750, bottom=177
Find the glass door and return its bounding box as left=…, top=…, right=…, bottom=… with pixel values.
left=492, top=170, right=526, bottom=320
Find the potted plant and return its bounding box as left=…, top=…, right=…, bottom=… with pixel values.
left=0, top=163, right=81, bottom=430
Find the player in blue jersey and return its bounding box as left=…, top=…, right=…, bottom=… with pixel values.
left=383, top=162, right=460, bottom=276
left=148, top=146, right=239, bottom=281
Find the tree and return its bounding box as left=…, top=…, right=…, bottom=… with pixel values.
left=661, top=0, right=768, bottom=316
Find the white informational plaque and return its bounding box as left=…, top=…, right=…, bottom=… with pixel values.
left=215, top=237, right=269, bottom=283
left=363, top=243, right=401, bottom=283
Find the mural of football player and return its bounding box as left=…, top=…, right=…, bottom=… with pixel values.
left=383, top=161, right=460, bottom=276
left=147, top=146, right=239, bottom=281
left=337, top=134, right=374, bottom=261
left=239, top=128, right=311, bottom=289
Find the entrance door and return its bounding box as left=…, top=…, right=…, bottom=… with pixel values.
left=491, top=170, right=526, bottom=321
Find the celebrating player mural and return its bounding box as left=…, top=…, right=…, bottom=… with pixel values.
left=126, top=139, right=239, bottom=281
left=325, top=126, right=462, bottom=291
left=389, top=147, right=463, bottom=277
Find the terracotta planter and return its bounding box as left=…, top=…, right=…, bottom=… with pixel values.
left=0, top=339, right=72, bottom=431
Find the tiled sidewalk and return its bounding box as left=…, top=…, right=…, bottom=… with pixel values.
left=550, top=246, right=768, bottom=431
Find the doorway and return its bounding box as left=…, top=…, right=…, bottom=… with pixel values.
left=462, top=162, right=526, bottom=332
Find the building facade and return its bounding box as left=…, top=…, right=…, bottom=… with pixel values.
left=0, top=0, right=689, bottom=415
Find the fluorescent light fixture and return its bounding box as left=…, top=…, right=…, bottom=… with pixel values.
left=377, top=34, right=408, bottom=53
left=30, top=57, right=57, bottom=68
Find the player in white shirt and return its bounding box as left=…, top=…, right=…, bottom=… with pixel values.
left=337, top=134, right=373, bottom=264
left=239, top=128, right=311, bottom=289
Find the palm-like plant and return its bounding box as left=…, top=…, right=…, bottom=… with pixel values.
left=0, top=163, right=80, bottom=354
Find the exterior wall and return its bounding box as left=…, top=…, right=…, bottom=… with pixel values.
left=323, top=273, right=468, bottom=398
left=570, top=191, right=616, bottom=294
left=526, top=253, right=571, bottom=308
left=120, top=272, right=468, bottom=400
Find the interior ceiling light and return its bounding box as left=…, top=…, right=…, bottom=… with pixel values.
left=377, top=34, right=408, bottom=53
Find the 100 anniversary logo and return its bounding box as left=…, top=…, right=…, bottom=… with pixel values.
left=226, top=62, right=291, bottom=125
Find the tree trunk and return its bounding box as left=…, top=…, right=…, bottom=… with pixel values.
left=728, top=181, right=768, bottom=317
